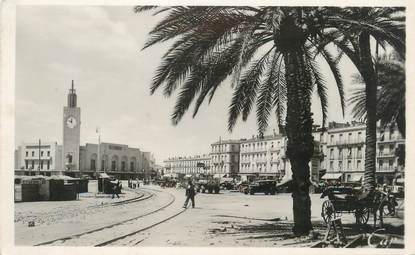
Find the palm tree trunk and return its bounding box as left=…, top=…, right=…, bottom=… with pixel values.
left=283, top=50, right=314, bottom=236
left=359, top=32, right=377, bottom=191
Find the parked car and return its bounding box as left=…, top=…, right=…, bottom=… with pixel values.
left=245, top=180, right=276, bottom=195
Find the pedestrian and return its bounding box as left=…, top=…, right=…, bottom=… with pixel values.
left=183, top=180, right=195, bottom=209
left=111, top=179, right=120, bottom=199
left=136, top=178, right=140, bottom=188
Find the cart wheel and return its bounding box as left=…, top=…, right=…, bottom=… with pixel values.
left=382, top=201, right=395, bottom=216
left=321, top=200, right=335, bottom=224
left=355, top=207, right=370, bottom=225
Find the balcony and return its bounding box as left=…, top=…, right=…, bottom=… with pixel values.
left=377, top=152, right=396, bottom=158
left=377, top=167, right=395, bottom=172
left=327, top=139, right=365, bottom=147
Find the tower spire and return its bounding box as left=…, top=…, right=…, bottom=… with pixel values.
left=67, top=80, right=77, bottom=107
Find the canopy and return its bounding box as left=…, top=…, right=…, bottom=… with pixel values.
left=47, top=175, right=78, bottom=180
left=321, top=172, right=342, bottom=180
left=395, top=178, right=404, bottom=184
left=349, top=174, right=363, bottom=182
left=99, top=173, right=110, bottom=178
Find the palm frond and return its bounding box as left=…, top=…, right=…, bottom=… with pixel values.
left=228, top=49, right=272, bottom=131
left=256, top=51, right=282, bottom=134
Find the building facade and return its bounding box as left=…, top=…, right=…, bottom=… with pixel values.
left=239, top=134, right=288, bottom=179
left=163, top=154, right=211, bottom=175
left=15, top=141, right=62, bottom=176
left=210, top=139, right=241, bottom=176
left=321, top=121, right=404, bottom=185
left=79, top=142, right=143, bottom=179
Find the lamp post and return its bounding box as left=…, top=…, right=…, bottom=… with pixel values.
left=38, top=139, right=41, bottom=176
left=96, top=127, right=101, bottom=177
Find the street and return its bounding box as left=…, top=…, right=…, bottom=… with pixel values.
left=14, top=181, right=404, bottom=247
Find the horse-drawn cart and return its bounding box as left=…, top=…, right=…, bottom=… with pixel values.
left=321, top=186, right=397, bottom=227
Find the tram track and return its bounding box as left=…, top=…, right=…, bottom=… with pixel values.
left=95, top=207, right=186, bottom=246
left=34, top=188, right=181, bottom=246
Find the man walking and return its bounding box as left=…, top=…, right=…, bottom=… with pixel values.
left=183, top=180, right=195, bottom=208
left=111, top=179, right=120, bottom=199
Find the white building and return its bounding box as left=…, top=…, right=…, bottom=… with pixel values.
left=239, top=134, right=288, bottom=179
left=210, top=139, right=241, bottom=176
left=15, top=141, right=62, bottom=176
left=164, top=154, right=211, bottom=175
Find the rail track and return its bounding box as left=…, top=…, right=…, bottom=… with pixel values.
left=34, top=187, right=184, bottom=246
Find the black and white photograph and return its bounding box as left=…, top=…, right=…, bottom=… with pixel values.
left=0, top=1, right=412, bottom=253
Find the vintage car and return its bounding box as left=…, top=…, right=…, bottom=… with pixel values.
left=195, top=179, right=220, bottom=194
left=245, top=180, right=277, bottom=195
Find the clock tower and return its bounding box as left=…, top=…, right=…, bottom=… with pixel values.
left=63, top=80, right=81, bottom=173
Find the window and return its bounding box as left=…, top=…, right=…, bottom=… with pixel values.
left=348, top=148, right=352, bottom=157
left=330, top=149, right=334, bottom=159
left=47, top=160, right=50, bottom=170
left=357, top=160, right=361, bottom=170
left=25, top=151, right=28, bottom=157
left=358, top=132, right=362, bottom=141
left=41, top=151, right=44, bottom=157
left=379, top=145, right=384, bottom=155
left=330, top=135, right=334, bottom=143
left=31, top=160, right=34, bottom=169
left=389, top=160, right=393, bottom=168
left=91, top=159, right=96, bottom=170
left=40, top=160, right=43, bottom=169
left=32, top=151, right=35, bottom=157
left=111, top=161, right=116, bottom=171
left=47, top=151, right=50, bottom=157
left=338, top=148, right=342, bottom=159
left=389, top=145, right=394, bottom=155
left=339, top=134, right=343, bottom=142
left=330, top=161, right=334, bottom=170
left=25, top=160, right=28, bottom=169
left=121, top=161, right=126, bottom=171
left=379, top=160, right=383, bottom=169
left=339, top=161, right=343, bottom=170
left=348, top=133, right=352, bottom=141
left=357, top=147, right=362, bottom=158
left=348, top=160, right=351, bottom=170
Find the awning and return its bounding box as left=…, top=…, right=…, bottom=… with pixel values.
left=349, top=174, right=363, bottom=182
left=185, top=174, right=192, bottom=178
left=395, top=178, right=404, bottom=184
left=321, top=172, right=342, bottom=180
left=99, top=173, right=110, bottom=178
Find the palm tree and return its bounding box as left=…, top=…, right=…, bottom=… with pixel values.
left=320, top=7, right=405, bottom=191
left=135, top=6, right=348, bottom=236
left=349, top=53, right=405, bottom=137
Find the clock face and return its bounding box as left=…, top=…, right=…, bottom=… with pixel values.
left=66, top=116, right=77, bottom=128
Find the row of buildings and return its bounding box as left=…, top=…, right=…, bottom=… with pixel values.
left=164, top=122, right=405, bottom=185
left=14, top=82, right=156, bottom=179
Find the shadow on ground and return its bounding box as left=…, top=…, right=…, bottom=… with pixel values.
left=208, top=215, right=404, bottom=247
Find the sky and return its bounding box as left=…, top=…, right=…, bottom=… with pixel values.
left=15, top=6, right=360, bottom=164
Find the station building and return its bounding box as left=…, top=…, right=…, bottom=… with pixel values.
left=15, top=81, right=156, bottom=179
